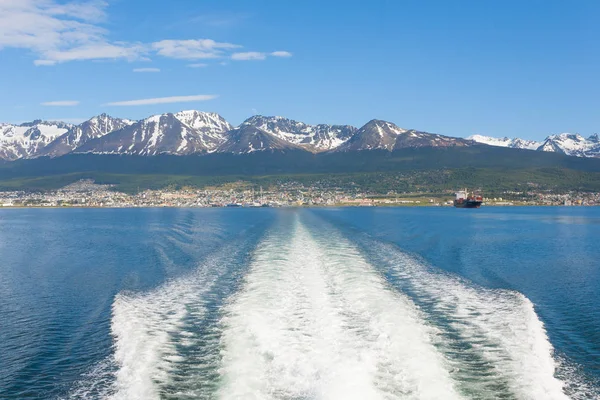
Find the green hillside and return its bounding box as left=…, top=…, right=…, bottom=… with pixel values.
left=0, top=146, right=599, bottom=193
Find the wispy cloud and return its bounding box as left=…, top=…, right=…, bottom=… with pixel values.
left=152, top=39, right=240, bottom=60
left=231, top=51, right=267, bottom=61
left=0, top=0, right=290, bottom=66
left=232, top=51, right=293, bottom=61
left=41, top=100, right=80, bottom=106
left=271, top=51, right=292, bottom=58
left=187, top=63, right=208, bottom=68
left=133, top=67, right=160, bottom=72
left=104, top=94, right=218, bottom=106
left=38, top=43, right=145, bottom=65
left=0, top=0, right=146, bottom=66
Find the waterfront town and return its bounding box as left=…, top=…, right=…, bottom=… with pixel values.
left=0, top=180, right=598, bottom=208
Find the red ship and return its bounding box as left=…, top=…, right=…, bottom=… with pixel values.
left=454, top=190, right=483, bottom=208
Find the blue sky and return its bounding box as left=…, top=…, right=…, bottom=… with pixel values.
left=0, top=0, right=598, bottom=140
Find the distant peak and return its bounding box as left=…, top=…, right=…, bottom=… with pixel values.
left=17, top=119, right=72, bottom=128
left=175, top=110, right=227, bottom=122
left=144, top=113, right=170, bottom=123
left=246, top=115, right=286, bottom=121
left=19, top=119, right=43, bottom=127
left=365, top=119, right=387, bottom=125
left=177, top=109, right=209, bottom=115
left=89, top=113, right=114, bottom=121
left=364, top=119, right=399, bottom=127
left=546, top=132, right=585, bottom=141
left=362, top=119, right=406, bottom=132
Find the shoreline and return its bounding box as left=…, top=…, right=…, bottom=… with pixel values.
left=0, top=204, right=596, bottom=209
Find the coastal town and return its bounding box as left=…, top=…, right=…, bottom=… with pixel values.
left=0, top=180, right=599, bottom=208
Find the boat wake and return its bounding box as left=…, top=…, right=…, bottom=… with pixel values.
left=342, top=232, right=571, bottom=399
left=67, top=211, right=591, bottom=399
left=219, top=214, right=458, bottom=399
left=66, top=225, right=261, bottom=400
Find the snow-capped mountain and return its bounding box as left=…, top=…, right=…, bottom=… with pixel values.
left=469, top=133, right=600, bottom=158
left=337, top=120, right=471, bottom=152
left=76, top=113, right=228, bottom=156
left=1, top=110, right=597, bottom=160
left=217, top=125, right=301, bottom=154
left=393, top=129, right=472, bottom=149
left=174, top=110, right=232, bottom=152
left=242, top=116, right=356, bottom=152
left=40, top=114, right=134, bottom=157
left=537, top=133, right=600, bottom=157
left=467, top=135, right=541, bottom=150
left=337, top=120, right=408, bottom=151
left=0, top=120, right=71, bottom=160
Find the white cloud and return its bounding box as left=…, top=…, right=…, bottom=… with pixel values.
left=133, top=67, right=160, bottom=72
left=37, top=43, right=145, bottom=65
left=104, top=94, right=218, bottom=106
left=0, top=0, right=290, bottom=66
left=0, top=0, right=147, bottom=65
left=271, top=51, right=292, bottom=58
left=41, top=100, right=80, bottom=106
left=231, top=51, right=293, bottom=61
left=152, top=39, right=240, bottom=60
left=231, top=51, right=266, bottom=61
left=187, top=63, right=208, bottom=68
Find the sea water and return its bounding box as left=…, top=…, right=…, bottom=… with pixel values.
left=0, top=207, right=598, bottom=399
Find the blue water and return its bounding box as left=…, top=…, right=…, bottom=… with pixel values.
left=0, top=207, right=598, bottom=399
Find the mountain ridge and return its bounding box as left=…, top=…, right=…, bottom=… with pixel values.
left=469, top=133, right=600, bottom=158
left=0, top=111, right=597, bottom=160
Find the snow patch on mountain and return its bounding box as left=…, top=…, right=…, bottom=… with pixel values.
left=41, top=114, right=134, bottom=157
left=336, top=120, right=407, bottom=151
left=174, top=110, right=232, bottom=152
left=0, top=121, right=71, bottom=160
left=337, top=119, right=470, bottom=151
left=241, top=115, right=357, bottom=152
left=470, top=133, right=600, bottom=157
left=75, top=112, right=232, bottom=156
left=536, top=133, right=600, bottom=157
left=217, top=125, right=301, bottom=154
left=468, top=135, right=541, bottom=150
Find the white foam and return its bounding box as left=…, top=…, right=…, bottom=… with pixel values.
left=369, top=240, right=570, bottom=399
left=108, top=233, right=244, bottom=400
left=110, top=273, right=211, bottom=400
left=218, top=216, right=461, bottom=399
left=64, top=358, right=116, bottom=399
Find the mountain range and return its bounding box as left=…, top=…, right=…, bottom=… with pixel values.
left=469, top=133, right=600, bottom=158
left=0, top=111, right=598, bottom=161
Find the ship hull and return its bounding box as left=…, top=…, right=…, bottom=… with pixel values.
left=454, top=200, right=482, bottom=208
